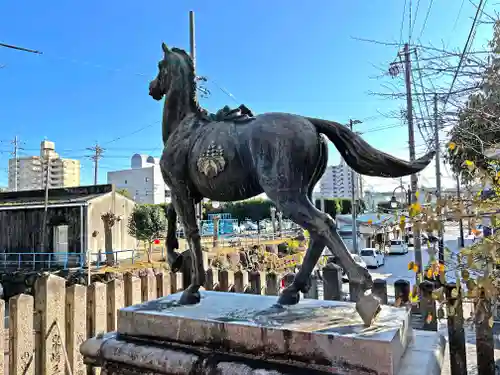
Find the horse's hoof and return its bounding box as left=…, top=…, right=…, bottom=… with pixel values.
left=356, top=293, right=382, bottom=327
left=168, top=252, right=184, bottom=273
left=277, top=286, right=301, bottom=305
left=179, top=286, right=201, bottom=305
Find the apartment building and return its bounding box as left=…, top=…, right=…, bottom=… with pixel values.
left=318, top=160, right=360, bottom=199
left=8, top=140, right=81, bottom=191
left=107, top=154, right=171, bottom=204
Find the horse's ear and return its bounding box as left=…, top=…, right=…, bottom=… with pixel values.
left=162, top=42, right=170, bottom=54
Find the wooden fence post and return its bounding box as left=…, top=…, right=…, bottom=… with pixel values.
left=170, top=272, right=184, bottom=293
left=265, top=273, right=279, bottom=296
left=140, top=274, right=157, bottom=302
left=107, top=279, right=124, bottom=331
left=66, top=284, right=87, bottom=375
left=445, top=283, right=467, bottom=375
left=9, top=294, right=35, bottom=375
left=304, top=275, right=319, bottom=299
left=34, top=274, right=66, bottom=375
left=205, top=268, right=219, bottom=291
left=124, top=273, right=141, bottom=306
left=282, top=273, right=295, bottom=289
left=349, top=281, right=364, bottom=302
left=372, top=279, right=388, bottom=305
left=87, top=282, right=107, bottom=375
left=394, top=279, right=410, bottom=305
left=249, top=271, right=265, bottom=295
left=156, top=272, right=171, bottom=297
left=218, top=270, right=234, bottom=292
left=419, top=280, right=437, bottom=331
left=322, top=264, right=343, bottom=301
left=475, top=290, right=495, bottom=375
left=234, top=271, right=249, bottom=293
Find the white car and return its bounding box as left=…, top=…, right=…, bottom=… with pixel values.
left=388, top=240, right=409, bottom=255
left=360, top=248, right=385, bottom=268
left=321, top=247, right=367, bottom=281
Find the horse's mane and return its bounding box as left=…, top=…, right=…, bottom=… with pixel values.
left=169, top=47, right=203, bottom=116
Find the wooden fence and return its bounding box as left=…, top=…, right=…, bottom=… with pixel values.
left=0, top=264, right=478, bottom=375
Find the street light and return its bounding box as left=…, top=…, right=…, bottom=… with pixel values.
left=390, top=183, right=408, bottom=209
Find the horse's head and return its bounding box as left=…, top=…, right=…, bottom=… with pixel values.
left=149, top=43, right=195, bottom=101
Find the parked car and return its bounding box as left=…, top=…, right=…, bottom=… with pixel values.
left=388, top=239, right=409, bottom=255
left=322, top=248, right=367, bottom=281
left=406, top=233, right=414, bottom=247
left=360, top=248, right=385, bottom=268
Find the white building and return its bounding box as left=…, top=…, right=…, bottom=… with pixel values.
left=107, top=154, right=171, bottom=204
left=318, top=160, right=360, bottom=199
left=8, top=140, right=80, bottom=191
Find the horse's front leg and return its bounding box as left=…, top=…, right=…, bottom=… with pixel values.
left=165, top=204, right=183, bottom=272
left=170, top=193, right=206, bottom=305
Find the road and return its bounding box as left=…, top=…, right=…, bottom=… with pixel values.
left=316, top=224, right=464, bottom=299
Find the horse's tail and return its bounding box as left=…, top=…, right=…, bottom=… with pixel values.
left=307, top=117, right=435, bottom=178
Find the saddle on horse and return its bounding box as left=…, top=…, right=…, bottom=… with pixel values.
left=202, top=104, right=255, bottom=123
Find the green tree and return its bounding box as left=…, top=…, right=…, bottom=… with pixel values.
left=446, top=21, right=500, bottom=184
left=127, top=204, right=165, bottom=262
left=116, top=188, right=132, bottom=199
left=204, top=199, right=274, bottom=222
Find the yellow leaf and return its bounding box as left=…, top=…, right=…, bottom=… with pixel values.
left=426, top=268, right=433, bottom=279
left=408, top=261, right=415, bottom=271
left=439, top=264, right=445, bottom=274
left=461, top=269, right=470, bottom=281
left=465, top=160, right=474, bottom=166
left=448, top=142, right=456, bottom=151
left=415, top=190, right=420, bottom=199
left=451, top=288, right=458, bottom=299
left=367, top=219, right=373, bottom=225
left=489, top=316, right=494, bottom=328
left=412, top=264, right=419, bottom=273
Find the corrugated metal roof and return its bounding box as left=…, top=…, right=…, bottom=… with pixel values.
left=0, top=184, right=113, bottom=209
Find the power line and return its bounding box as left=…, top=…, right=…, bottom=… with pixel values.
left=417, top=0, right=435, bottom=40
left=0, top=42, right=42, bottom=55
left=399, top=0, right=409, bottom=48
left=443, top=0, right=486, bottom=107
left=410, top=0, right=422, bottom=40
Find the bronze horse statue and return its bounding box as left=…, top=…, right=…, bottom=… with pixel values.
left=149, top=43, right=434, bottom=317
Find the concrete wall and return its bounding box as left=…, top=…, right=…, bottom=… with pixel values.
left=107, top=165, right=170, bottom=205
left=86, top=191, right=137, bottom=261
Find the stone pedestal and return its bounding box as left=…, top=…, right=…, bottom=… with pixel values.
left=81, top=291, right=445, bottom=375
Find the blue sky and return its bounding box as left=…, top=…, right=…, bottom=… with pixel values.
left=0, top=0, right=496, bottom=191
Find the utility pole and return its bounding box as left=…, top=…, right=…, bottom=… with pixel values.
left=40, top=155, right=51, bottom=252
left=10, top=136, right=20, bottom=191
left=403, top=43, right=423, bottom=281
left=349, top=119, right=362, bottom=253
left=87, top=143, right=104, bottom=185
left=434, top=94, right=445, bottom=264
left=189, top=10, right=203, bottom=227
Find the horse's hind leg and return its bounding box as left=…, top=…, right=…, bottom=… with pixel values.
left=269, top=194, right=372, bottom=305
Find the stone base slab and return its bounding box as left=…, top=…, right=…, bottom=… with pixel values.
left=117, top=291, right=412, bottom=375
left=80, top=330, right=446, bottom=375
